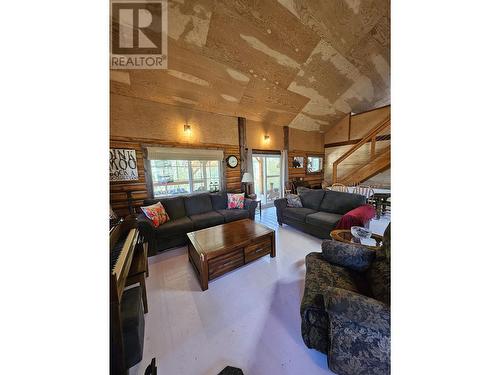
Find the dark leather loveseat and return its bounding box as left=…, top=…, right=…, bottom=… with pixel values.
left=137, top=192, right=257, bottom=256
left=274, top=189, right=367, bottom=239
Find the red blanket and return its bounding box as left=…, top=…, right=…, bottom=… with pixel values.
left=335, top=204, right=376, bottom=230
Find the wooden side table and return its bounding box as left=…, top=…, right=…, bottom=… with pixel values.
left=330, top=229, right=384, bottom=251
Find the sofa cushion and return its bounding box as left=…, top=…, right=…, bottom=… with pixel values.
left=321, top=240, right=375, bottom=272
left=184, top=194, right=213, bottom=216
left=189, top=211, right=224, bottom=230
left=283, top=207, right=317, bottom=222
left=299, top=189, right=326, bottom=210
left=319, top=190, right=366, bottom=215
left=227, top=193, right=245, bottom=209
left=155, top=217, right=193, bottom=238
left=217, top=209, right=249, bottom=223
left=162, top=196, right=187, bottom=220
left=305, top=211, right=343, bottom=230
left=140, top=201, right=169, bottom=228
left=143, top=197, right=186, bottom=220
left=210, top=192, right=228, bottom=210
left=286, top=194, right=303, bottom=207
left=302, top=252, right=371, bottom=309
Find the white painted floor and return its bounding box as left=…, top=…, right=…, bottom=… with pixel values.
left=130, top=207, right=390, bottom=375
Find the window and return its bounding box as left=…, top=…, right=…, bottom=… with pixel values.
left=150, top=159, right=221, bottom=198
left=307, top=156, right=323, bottom=174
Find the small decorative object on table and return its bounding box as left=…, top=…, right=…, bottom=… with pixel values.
left=209, top=181, right=219, bottom=193
left=350, top=226, right=372, bottom=239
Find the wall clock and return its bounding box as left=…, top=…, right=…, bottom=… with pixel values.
left=226, top=155, right=239, bottom=168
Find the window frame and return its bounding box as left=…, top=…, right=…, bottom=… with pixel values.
left=146, top=158, right=223, bottom=198
left=306, top=154, right=324, bottom=175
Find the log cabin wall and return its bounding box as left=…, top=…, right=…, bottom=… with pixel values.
left=288, top=128, right=325, bottom=189
left=110, top=138, right=241, bottom=217
left=288, top=150, right=324, bottom=189
left=110, top=93, right=327, bottom=216
left=110, top=94, right=241, bottom=217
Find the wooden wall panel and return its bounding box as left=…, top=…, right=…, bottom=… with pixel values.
left=110, top=137, right=241, bottom=217
left=246, top=119, right=284, bottom=151
left=324, top=114, right=350, bottom=144
left=289, top=128, right=325, bottom=153
left=324, top=106, right=390, bottom=145
left=350, top=105, right=390, bottom=139
left=110, top=140, right=148, bottom=217
left=110, top=93, right=239, bottom=146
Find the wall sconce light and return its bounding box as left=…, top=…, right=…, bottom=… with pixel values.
left=184, top=124, right=192, bottom=136
left=264, top=135, right=270, bottom=142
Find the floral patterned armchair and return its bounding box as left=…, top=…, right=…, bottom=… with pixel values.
left=301, top=224, right=390, bottom=374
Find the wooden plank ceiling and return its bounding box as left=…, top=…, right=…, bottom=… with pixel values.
left=111, top=0, right=390, bottom=133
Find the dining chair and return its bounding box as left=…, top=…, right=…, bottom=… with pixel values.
left=328, top=183, right=350, bottom=193
left=351, top=185, right=375, bottom=204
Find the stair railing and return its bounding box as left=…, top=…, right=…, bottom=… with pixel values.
left=332, top=116, right=390, bottom=184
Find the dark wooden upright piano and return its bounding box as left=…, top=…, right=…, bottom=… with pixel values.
left=110, top=220, right=149, bottom=374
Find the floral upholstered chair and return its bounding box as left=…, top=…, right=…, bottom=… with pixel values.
left=301, top=224, right=390, bottom=374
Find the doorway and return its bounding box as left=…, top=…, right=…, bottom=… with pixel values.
left=252, top=154, right=282, bottom=207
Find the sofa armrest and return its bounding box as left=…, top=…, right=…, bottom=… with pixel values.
left=274, top=198, right=288, bottom=224
left=136, top=214, right=156, bottom=243
left=325, top=287, right=390, bottom=333
left=244, top=198, right=258, bottom=220
left=335, top=204, right=376, bottom=230
left=321, top=239, right=375, bottom=272
left=324, top=287, right=390, bottom=374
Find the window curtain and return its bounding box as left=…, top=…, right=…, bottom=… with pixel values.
left=246, top=147, right=254, bottom=195
left=280, top=150, right=288, bottom=197
left=145, top=146, right=224, bottom=161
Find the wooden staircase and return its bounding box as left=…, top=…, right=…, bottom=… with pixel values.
left=332, top=116, right=390, bottom=185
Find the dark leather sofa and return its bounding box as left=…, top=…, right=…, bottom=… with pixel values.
left=274, top=189, right=366, bottom=239
left=137, top=192, right=258, bottom=256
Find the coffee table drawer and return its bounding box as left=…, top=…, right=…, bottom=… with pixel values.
left=245, top=237, right=272, bottom=263
left=208, top=249, right=244, bottom=280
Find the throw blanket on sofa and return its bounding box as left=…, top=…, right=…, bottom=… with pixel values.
left=335, top=204, right=376, bottom=230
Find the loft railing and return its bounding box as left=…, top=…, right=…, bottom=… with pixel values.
left=332, top=116, right=391, bottom=184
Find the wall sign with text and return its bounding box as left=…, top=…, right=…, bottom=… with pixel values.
left=110, top=148, right=139, bottom=181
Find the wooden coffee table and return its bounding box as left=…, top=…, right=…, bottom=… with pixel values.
left=187, top=219, right=276, bottom=291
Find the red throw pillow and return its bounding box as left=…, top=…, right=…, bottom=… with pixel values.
left=227, top=193, right=245, bottom=209
left=140, top=202, right=169, bottom=227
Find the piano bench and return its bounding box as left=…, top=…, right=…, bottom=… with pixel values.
left=120, top=286, right=145, bottom=369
